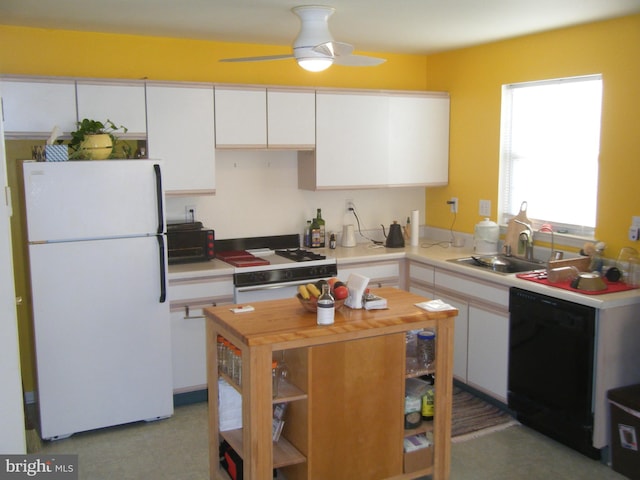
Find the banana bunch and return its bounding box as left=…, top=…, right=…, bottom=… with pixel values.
left=298, top=283, right=321, bottom=300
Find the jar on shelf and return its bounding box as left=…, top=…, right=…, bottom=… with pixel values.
left=272, top=360, right=279, bottom=398
left=217, top=335, right=225, bottom=373
left=417, top=329, right=436, bottom=370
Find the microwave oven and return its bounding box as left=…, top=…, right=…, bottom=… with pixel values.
left=167, top=223, right=215, bottom=264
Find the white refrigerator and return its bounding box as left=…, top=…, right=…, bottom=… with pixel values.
left=23, top=159, right=173, bottom=440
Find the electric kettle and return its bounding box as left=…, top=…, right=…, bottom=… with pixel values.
left=381, top=221, right=405, bottom=248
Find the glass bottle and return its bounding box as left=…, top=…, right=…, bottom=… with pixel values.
left=304, top=220, right=312, bottom=247
left=316, top=208, right=326, bottom=248
left=310, top=216, right=321, bottom=248
left=317, top=283, right=335, bottom=325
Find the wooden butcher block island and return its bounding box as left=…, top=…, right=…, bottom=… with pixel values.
left=204, top=288, right=457, bottom=480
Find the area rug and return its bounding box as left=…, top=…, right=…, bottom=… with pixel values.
left=451, top=387, right=519, bottom=443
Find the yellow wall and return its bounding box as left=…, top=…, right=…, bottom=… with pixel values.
left=424, top=14, right=640, bottom=257
left=0, top=25, right=428, bottom=90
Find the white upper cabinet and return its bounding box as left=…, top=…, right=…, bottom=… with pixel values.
left=267, top=88, right=315, bottom=149
left=1, top=78, right=77, bottom=134
left=388, top=93, right=450, bottom=186
left=299, top=90, right=389, bottom=189
left=299, top=90, right=449, bottom=190
left=214, top=87, right=267, bottom=148
left=214, top=86, right=316, bottom=149
left=146, top=84, right=216, bottom=195
left=76, top=81, right=147, bottom=136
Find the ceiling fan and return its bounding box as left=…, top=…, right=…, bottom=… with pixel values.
left=219, top=5, right=386, bottom=72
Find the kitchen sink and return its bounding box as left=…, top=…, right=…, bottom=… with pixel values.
left=447, top=254, right=546, bottom=274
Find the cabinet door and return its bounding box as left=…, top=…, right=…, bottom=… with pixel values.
left=267, top=89, right=315, bottom=148
left=168, top=275, right=233, bottom=392
left=146, top=84, right=215, bottom=195
left=215, top=87, right=267, bottom=147
left=435, top=291, right=469, bottom=383
left=467, top=305, right=509, bottom=401
left=314, top=91, right=388, bottom=188
left=170, top=307, right=207, bottom=391
left=388, top=94, right=449, bottom=186
left=1, top=79, right=77, bottom=133
left=76, top=82, right=147, bottom=135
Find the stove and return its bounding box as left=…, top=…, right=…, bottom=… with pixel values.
left=215, top=235, right=337, bottom=302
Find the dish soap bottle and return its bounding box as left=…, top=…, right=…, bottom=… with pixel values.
left=316, top=284, right=335, bottom=325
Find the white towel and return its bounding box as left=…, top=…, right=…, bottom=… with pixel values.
left=415, top=299, right=455, bottom=312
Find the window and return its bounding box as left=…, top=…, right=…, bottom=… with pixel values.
left=499, top=75, right=603, bottom=237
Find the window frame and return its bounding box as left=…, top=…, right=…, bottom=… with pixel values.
left=498, top=74, right=603, bottom=240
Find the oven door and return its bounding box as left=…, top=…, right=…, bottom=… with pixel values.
left=234, top=279, right=310, bottom=304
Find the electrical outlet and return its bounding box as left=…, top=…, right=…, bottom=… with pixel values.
left=632, top=216, right=640, bottom=227
left=629, top=226, right=639, bottom=242
left=345, top=199, right=355, bottom=213
left=479, top=199, right=491, bottom=217
left=448, top=197, right=458, bottom=213
left=184, top=205, right=197, bottom=222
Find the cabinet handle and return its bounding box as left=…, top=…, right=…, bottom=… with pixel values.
left=184, top=303, right=216, bottom=319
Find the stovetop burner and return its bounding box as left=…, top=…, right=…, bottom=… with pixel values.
left=275, top=248, right=326, bottom=262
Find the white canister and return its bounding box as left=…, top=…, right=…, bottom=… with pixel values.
left=474, top=218, right=499, bottom=255
left=341, top=224, right=356, bottom=247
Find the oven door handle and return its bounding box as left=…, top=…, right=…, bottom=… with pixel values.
left=235, top=279, right=312, bottom=292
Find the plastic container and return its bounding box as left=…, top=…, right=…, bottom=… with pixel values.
left=405, top=378, right=430, bottom=429
left=417, top=330, right=436, bottom=370
left=474, top=218, right=499, bottom=255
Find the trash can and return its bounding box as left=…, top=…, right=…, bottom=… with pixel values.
left=608, top=383, right=640, bottom=480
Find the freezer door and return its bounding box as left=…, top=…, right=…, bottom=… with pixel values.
left=29, top=236, right=173, bottom=439
left=23, top=160, right=165, bottom=242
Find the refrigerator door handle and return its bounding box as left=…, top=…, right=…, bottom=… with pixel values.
left=157, top=235, right=167, bottom=303
left=153, top=164, right=164, bottom=234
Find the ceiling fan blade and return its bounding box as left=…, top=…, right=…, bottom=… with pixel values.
left=313, top=41, right=354, bottom=57
left=333, top=55, right=387, bottom=67
left=220, top=54, right=294, bottom=63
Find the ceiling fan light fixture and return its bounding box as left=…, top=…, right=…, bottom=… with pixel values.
left=297, top=57, right=334, bottom=72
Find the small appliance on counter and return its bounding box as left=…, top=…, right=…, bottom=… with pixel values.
left=167, top=221, right=215, bottom=264
left=382, top=221, right=405, bottom=248
left=474, top=218, right=499, bottom=254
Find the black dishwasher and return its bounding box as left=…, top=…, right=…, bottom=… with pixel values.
left=508, top=287, right=600, bottom=459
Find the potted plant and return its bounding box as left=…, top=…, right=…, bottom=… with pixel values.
left=69, top=118, right=128, bottom=160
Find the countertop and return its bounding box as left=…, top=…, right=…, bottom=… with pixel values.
left=168, top=238, right=640, bottom=310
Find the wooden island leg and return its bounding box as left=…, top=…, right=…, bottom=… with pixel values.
left=433, top=315, right=454, bottom=479
left=242, top=344, right=274, bottom=480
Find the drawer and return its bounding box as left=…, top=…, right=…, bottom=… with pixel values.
left=409, top=261, right=435, bottom=284
left=434, top=269, right=509, bottom=309
left=168, top=275, right=233, bottom=302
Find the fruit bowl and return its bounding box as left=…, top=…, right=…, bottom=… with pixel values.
left=296, top=294, right=346, bottom=313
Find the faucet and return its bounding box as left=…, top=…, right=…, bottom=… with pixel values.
left=514, top=219, right=534, bottom=261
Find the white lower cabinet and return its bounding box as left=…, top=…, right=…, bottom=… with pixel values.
left=466, top=305, right=509, bottom=402
left=168, top=274, right=233, bottom=393
left=433, top=268, right=510, bottom=402
left=433, top=290, right=469, bottom=383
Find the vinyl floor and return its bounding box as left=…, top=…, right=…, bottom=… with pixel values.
left=37, top=401, right=627, bottom=479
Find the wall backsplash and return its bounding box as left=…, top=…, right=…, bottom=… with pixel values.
left=166, top=150, right=426, bottom=243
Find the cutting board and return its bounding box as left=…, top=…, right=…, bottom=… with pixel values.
left=216, top=250, right=270, bottom=267
left=503, top=201, right=531, bottom=255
